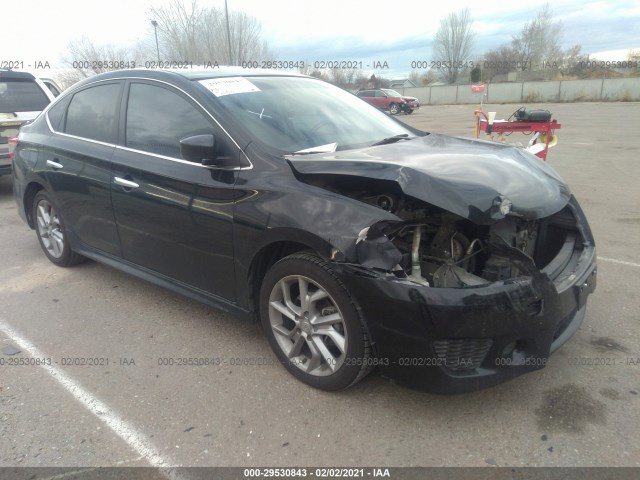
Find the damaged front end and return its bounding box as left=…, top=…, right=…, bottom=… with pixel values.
left=355, top=205, right=557, bottom=291
left=338, top=194, right=597, bottom=392
left=325, top=188, right=595, bottom=393
left=288, top=137, right=597, bottom=392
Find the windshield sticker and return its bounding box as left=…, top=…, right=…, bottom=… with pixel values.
left=199, top=77, right=261, bottom=97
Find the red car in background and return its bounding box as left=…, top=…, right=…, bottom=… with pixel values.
left=356, top=88, right=419, bottom=115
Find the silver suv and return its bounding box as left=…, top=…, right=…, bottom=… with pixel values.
left=0, top=69, right=56, bottom=175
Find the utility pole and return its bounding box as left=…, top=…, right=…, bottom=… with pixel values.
left=224, top=0, right=233, bottom=65
left=151, top=20, right=160, bottom=63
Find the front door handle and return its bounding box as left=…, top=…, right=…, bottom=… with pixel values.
left=113, top=177, right=140, bottom=189
left=46, top=159, right=63, bottom=169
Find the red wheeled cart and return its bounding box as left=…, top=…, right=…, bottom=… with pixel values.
left=470, top=84, right=561, bottom=161
left=474, top=109, right=561, bottom=161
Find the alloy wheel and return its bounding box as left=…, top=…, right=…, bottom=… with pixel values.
left=35, top=199, right=64, bottom=259
left=268, top=275, right=348, bottom=376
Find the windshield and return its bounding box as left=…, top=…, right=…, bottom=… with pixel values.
left=382, top=89, right=403, bottom=97
left=201, top=76, right=415, bottom=153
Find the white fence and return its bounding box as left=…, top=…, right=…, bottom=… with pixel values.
left=397, top=77, right=640, bottom=105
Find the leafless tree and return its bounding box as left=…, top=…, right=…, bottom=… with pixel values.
left=328, top=68, right=348, bottom=88
left=481, top=45, right=518, bottom=80
left=149, top=0, right=272, bottom=65
left=408, top=70, right=421, bottom=86
left=560, top=45, right=586, bottom=76
left=59, top=0, right=272, bottom=87
left=510, top=3, right=563, bottom=70
left=433, top=9, right=475, bottom=84
left=297, top=63, right=314, bottom=76
left=481, top=4, right=584, bottom=81
left=150, top=0, right=202, bottom=61
left=309, top=70, right=327, bottom=81
left=58, top=37, right=147, bottom=89
left=344, top=68, right=359, bottom=87
left=408, top=69, right=437, bottom=86
left=353, top=73, right=370, bottom=89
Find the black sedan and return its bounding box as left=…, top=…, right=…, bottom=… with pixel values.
left=11, top=69, right=597, bottom=393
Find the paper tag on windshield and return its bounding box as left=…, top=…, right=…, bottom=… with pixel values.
left=199, top=77, right=260, bottom=97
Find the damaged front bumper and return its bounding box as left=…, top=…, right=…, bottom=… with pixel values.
left=332, top=198, right=597, bottom=394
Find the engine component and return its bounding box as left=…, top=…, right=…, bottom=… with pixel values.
left=351, top=192, right=401, bottom=214
left=432, top=263, right=488, bottom=288
left=482, top=255, right=513, bottom=282
left=408, top=226, right=429, bottom=286
left=375, top=194, right=397, bottom=212
left=429, top=224, right=468, bottom=261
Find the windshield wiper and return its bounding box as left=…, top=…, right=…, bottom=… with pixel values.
left=371, top=134, right=412, bottom=146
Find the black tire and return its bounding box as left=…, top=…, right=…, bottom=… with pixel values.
left=389, top=103, right=400, bottom=115
left=32, top=191, right=84, bottom=267
left=405, top=108, right=413, bottom=115
left=259, top=252, right=372, bottom=391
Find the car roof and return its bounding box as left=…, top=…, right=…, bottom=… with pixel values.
left=179, top=67, right=306, bottom=80
left=80, top=67, right=306, bottom=82
left=65, top=67, right=311, bottom=93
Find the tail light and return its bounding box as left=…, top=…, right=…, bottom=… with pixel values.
left=8, top=137, right=18, bottom=162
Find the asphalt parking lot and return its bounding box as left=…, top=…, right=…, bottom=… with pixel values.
left=1, top=102, right=639, bottom=471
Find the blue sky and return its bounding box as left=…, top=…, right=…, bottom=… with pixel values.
left=7, top=0, right=640, bottom=77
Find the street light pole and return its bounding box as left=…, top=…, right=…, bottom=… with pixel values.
left=151, top=20, right=160, bottom=63
left=224, top=0, right=233, bottom=65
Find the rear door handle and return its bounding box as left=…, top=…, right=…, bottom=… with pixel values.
left=46, top=159, right=63, bottom=169
left=113, top=177, right=140, bottom=189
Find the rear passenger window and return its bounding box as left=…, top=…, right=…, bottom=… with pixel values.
left=125, top=83, right=212, bottom=158
left=64, top=83, right=121, bottom=143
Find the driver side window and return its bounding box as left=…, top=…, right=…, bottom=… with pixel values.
left=126, top=83, right=213, bottom=158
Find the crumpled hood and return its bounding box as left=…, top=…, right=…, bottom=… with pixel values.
left=288, top=134, right=571, bottom=224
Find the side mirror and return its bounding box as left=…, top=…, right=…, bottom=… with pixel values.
left=180, top=134, right=215, bottom=163
left=180, top=134, right=238, bottom=167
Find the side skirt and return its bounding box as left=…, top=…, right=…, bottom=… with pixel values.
left=71, top=236, right=253, bottom=323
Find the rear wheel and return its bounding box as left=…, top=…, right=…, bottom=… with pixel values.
left=259, top=253, right=372, bottom=390
left=33, top=191, right=84, bottom=267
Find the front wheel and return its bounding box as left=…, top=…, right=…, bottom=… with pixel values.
left=33, top=191, right=84, bottom=267
left=259, top=253, right=372, bottom=390
left=388, top=103, right=400, bottom=115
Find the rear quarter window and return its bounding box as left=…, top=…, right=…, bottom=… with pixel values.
left=46, top=97, right=71, bottom=131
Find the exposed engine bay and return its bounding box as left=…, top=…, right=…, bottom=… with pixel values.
left=367, top=216, right=538, bottom=288
left=303, top=176, right=577, bottom=288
